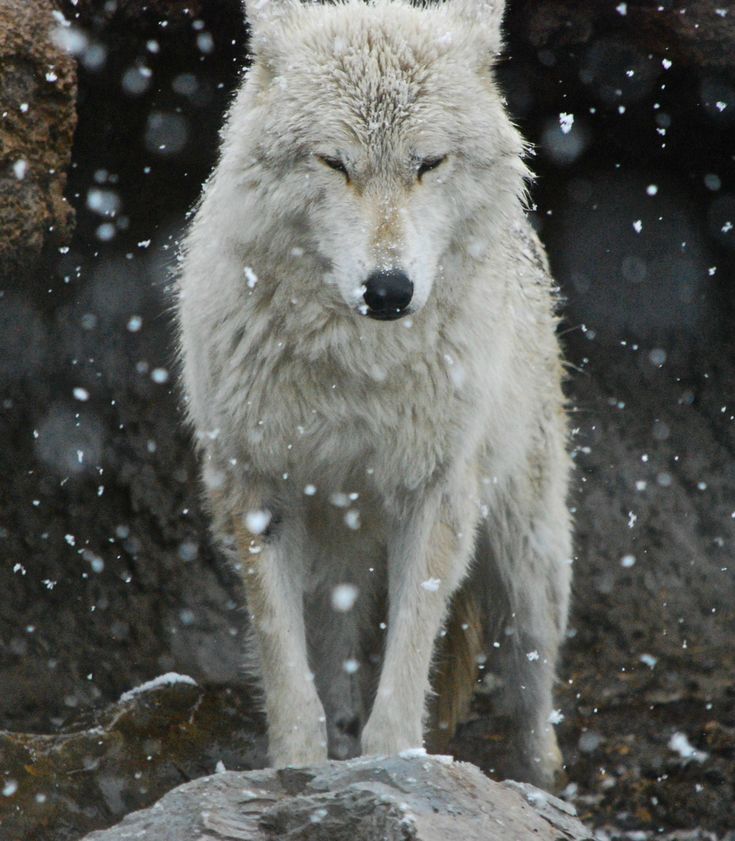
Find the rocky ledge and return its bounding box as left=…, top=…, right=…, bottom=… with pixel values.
left=78, top=752, right=590, bottom=841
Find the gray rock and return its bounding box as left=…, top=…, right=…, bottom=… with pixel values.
left=79, top=753, right=591, bottom=841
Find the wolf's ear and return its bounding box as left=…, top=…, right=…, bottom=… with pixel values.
left=448, top=0, right=506, bottom=54
left=242, top=0, right=297, bottom=66
left=243, top=0, right=297, bottom=31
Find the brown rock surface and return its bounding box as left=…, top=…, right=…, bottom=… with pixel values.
left=0, top=0, right=77, bottom=284
left=0, top=681, right=265, bottom=841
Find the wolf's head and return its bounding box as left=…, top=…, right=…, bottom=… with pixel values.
left=225, top=0, right=528, bottom=322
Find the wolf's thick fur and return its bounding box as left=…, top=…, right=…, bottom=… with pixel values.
left=177, top=0, right=572, bottom=788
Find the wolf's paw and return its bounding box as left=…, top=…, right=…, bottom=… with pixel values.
left=517, top=728, right=564, bottom=792
left=360, top=713, right=422, bottom=757
left=268, top=737, right=328, bottom=769
left=268, top=714, right=329, bottom=768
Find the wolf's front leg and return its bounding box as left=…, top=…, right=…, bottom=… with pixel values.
left=232, top=507, right=327, bottom=767
left=361, top=487, right=477, bottom=755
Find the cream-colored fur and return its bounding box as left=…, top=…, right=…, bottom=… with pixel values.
left=177, top=0, right=572, bottom=790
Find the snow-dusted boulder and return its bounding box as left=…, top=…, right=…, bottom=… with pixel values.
left=79, top=753, right=590, bottom=841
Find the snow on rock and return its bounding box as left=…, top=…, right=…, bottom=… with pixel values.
left=118, top=672, right=198, bottom=703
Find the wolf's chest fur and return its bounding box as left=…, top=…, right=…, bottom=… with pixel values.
left=223, top=323, right=476, bottom=499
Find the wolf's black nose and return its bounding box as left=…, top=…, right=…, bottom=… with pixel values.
left=363, top=269, right=413, bottom=320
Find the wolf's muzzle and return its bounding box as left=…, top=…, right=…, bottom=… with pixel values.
left=363, top=269, right=413, bottom=320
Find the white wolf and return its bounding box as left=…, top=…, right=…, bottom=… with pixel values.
left=177, top=0, right=572, bottom=789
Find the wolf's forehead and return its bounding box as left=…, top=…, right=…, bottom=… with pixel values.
left=293, top=22, right=450, bottom=137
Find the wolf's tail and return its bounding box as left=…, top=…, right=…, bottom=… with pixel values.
left=427, top=578, right=484, bottom=752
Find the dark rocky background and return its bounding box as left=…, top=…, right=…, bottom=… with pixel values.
left=0, top=1, right=733, bottom=839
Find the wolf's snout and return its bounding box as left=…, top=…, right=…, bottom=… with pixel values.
left=363, top=269, right=413, bottom=320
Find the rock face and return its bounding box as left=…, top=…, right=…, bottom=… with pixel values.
left=78, top=754, right=590, bottom=841
left=0, top=680, right=265, bottom=841
left=0, top=0, right=76, bottom=284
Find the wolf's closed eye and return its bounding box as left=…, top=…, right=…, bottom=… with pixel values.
left=417, top=156, right=446, bottom=180
left=317, top=155, right=349, bottom=180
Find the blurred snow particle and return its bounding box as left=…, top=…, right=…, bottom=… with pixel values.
left=343, top=658, right=360, bottom=674
left=559, top=112, right=574, bottom=134
left=172, top=73, right=198, bottom=96
left=331, top=583, right=358, bottom=612
left=144, top=111, right=189, bottom=157
left=526, top=649, right=540, bottom=661
left=196, top=32, right=214, bottom=54
left=662, top=58, right=672, bottom=69
left=244, top=266, right=258, bottom=288
left=421, top=577, right=441, bottom=592
left=179, top=608, right=195, bottom=626
left=178, top=540, right=199, bottom=562
left=649, top=348, right=667, bottom=367
left=578, top=731, right=603, bottom=753
left=73, top=387, right=90, bottom=402
left=127, top=315, right=143, bottom=332
left=51, top=24, right=88, bottom=57
left=652, top=420, right=670, bottom=441
left=151, top=367, right=169, bottom=384
left=632, top=219, right=643, bottom=233
left=304, top=484, right=317, bottom=496
left=83, top=550, right=105, bottom=573
left=646, top=184, right=658, bottom=196
left=87, top=187, right=120, bottom=216
left=2, top=780, right=18, bottom=797
left=215, top=760, right=226, bottom=773
left=704, top=173, right=721, bottom=191
left=344, top=509, right=361, bottom=530
left=620, top=554, right=636, bottom=568
left=548, top=709, right=565, bottom=725
left=13, top=159, right=28, bottom=180
left=245, top=509, right=271, bottom=535
left=615, top=2, right=627, bottom=14
left=639, top=653, right=658, bottom=668
left=122, top=66, right=152, bottom=96
left=668, top=732, right=708, bottom=763
left=95, top=223, right=116, bottom=242
left=82, top=43, right=107, bottom=72
left=541, top=116, right=588, bottom=166
left=36, top=405, right=103, bottom=476
left=310, top=807, right=328, bottom=824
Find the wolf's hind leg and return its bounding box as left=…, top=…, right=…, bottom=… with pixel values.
left=230, top=503, right=328, bottom=768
